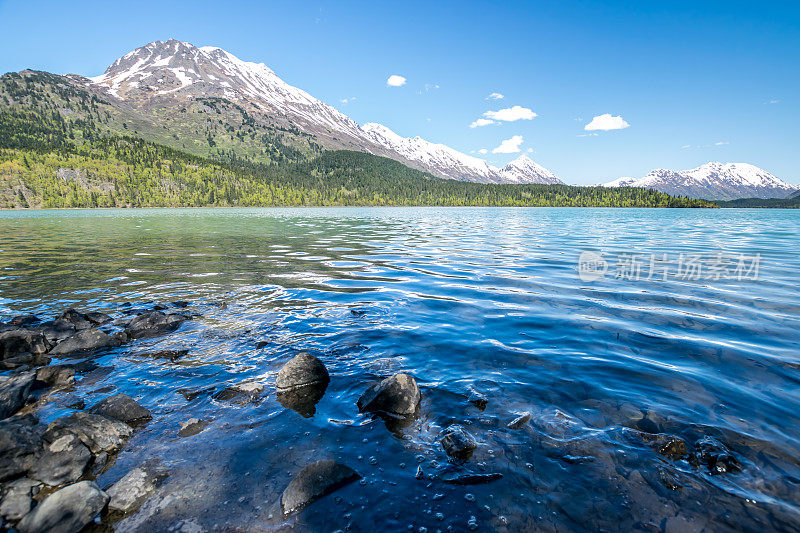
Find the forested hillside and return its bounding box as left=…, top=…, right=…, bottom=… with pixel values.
left=0, top=71, right=715, bottom=209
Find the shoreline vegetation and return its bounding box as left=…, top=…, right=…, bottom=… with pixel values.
left=0, top=71, right=715, bottom=209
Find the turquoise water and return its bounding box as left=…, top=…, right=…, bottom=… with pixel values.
left=1, top=207, right=799, bottom=531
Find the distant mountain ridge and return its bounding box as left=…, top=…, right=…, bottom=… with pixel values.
left=83, top=39, right=560, bottom=184
left=603, top=162, right=796, bottom=200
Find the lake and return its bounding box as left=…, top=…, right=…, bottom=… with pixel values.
left=1, top=207, right=799, bottom=532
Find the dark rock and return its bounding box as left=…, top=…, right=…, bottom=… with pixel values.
left=442, top=472, right=503, bottom=485
left=276, top=353, right=330, bottom=391
left=356, top=373, right=421, bottom=417
left=58, top=309, right=94, bottom=330
left=691, top=436, right=742, bottom=474
left=91, top=451, right=109, bottom=477
left=0, top=416, right=44, bottom=481
left=34, top=319, right=76, bottom=344
left=0, top=478, right=41, bottom=521
left=0, top=371, right=36, bottom=419
left=56, top=394, right=85, bottom=410
left=125, top=311, right=189, bottom=339
left=85, top=312, right=112, bottom=325
left=35, top=365, right=76, bottom=390
left=9, top=315, right=40, bottom=328
left=280, top=460, right=360, bottom=518
left=138, top=349, right=188, bottom=362
left=28, top=434, right=92, bottom=487
left=507, top=412, right=531, bottom=430
left=44, top=412, right=134, bottom=455
left=212, top=382, right=263, bottom=405
left=658, top=437, right=688, bottom=460
left=106, top=464, right=167, bottom=513
left=177, top=418, right=210, bottom=438
left=87, top=394, right=152, bottom=426
left=16, top=480, right=109, bottom=533
left=467, top=391, right=488, bottom=411
left=277, top=384, right=328, bottom=418
left=177, top=385, right=216, bottom=401
left=440, top=424, right=478, bottom=460
left=171, top=301, right=190, bottom=309
left=0, top=329, right=50, bottom=361
left=415, top=465, right=424, bottom=480
left=48, top=328, right=121, bottom=356
left=255, top=341, right=269, bottom=349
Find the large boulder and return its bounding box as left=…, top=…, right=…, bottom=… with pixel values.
left=125, top=311, right=188, bottom=339
left=440, top=424, right=478, bottom=460
left=106, top=464, right=167, bottom=514
left=16, top=480, right=109, bottom=533
left=34, top=320, right=77, bottom=344
left=44, top=412, right=133, bottom=455
left=0, top=416, right=44, bottom=481
left=276, top=353, right=330, bottom=417
left=34, top=365, right=76, bottom=390
left=87, top=394, right=152, bottom=426
left=0, top=329, right=50, bottom=368
left=0, top=371, right=36, bottom=420
left=356, top=373, right=421, bottom=417
left=28, top=434, right=92, bottom=487
left=0, top=477, right=40, bottom=521
left=48, top=328, right=122, bottom=356
left=280, top=460, right=360, bottom=517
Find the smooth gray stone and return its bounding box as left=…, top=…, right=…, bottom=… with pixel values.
left=16, top=480, right=109, bottom=533
left=0, top=478, right=40, bottom=520
left=0, top=371, right=36, bottom=420
left=48, top=328, right=121, bottom=356
left=356, top=373, right=421, bottom=416
left=106, top=464, right=167, bottom=513
left=87, top=393, right=152, bottom=425
left=28, top=434, right=92, bottom=487
left=280, top=460, right=360, bottom=517
left=440, top=424, right=478, bottom=460
left=276, top=352, right=330, bottom=392
left=44, top=412, right=133, bottom=455
left=125, top=311, right=188, bottom=339
left=178, top=418, right=210, bottom=437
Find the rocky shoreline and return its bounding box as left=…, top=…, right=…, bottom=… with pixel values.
left=0, top=304, right=753, bottom=531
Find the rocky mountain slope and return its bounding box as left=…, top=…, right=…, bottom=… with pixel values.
left=603, top=162, right=796, bottom=200
left=80, top=39, right=558, bottom=184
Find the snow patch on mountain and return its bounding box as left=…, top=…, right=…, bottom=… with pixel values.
left=498, top=155, right=564, bottom=185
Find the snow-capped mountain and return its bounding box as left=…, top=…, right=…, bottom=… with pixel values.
left=603, top=162, right=796, bottom=200
left=87, top=39, right=559, bottom=184
left=498, top=155, right=564, bottom=185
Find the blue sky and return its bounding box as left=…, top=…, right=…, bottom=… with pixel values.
left=1, top=0, right=798, bottom=185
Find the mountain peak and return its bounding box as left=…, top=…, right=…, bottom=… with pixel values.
left=498, top=155, right=563, bottom=185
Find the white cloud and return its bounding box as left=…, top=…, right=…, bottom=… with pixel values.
left=681, top=145, right=691, bottom=149
left=340, top=97, right=356, bottom=104
left=469, top=118, right=496, bottom=128
left=484, top=105, right=537, bottom=122
left=585, top=113, right=630, bottom=131
left=492, top=135, right=524, bottom=154
left=764, top=98, right=780, bottom=104
left=715, top=141, right=729, bottom=146
left=486, top=92, right=504, bottom=100
left=386, top=75, right=406, bottom=87
left=478, top=148, right=488, bottom=154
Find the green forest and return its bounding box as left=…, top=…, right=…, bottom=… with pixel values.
left=0, top=71, right=716, bottom=209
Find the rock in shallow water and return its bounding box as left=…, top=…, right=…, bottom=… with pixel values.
left=106, top=464, right=167, bottom=513
left=35, top=365, right=76, bottom=390
left=0, top=477, right=40, bottom=520
left=0, top=416, right=44, bottom=481
left=16, top=480, right=109, bottom=533
left=44, top=412, right=133, bottom=455
left=212, top=382, right=264, bottom=405
left=507, top=412, right=531, bottom=430
left=356, top=373, right=421, bottom=417
left=0, top=371, right=36, bottom=420
left=440, top=424, right=478, bottom=460
left=87, top=393, right=152, bottom=426
left=276, top=352, right=330, bottom=392
left=125, top=311, right=189, bottom=339
left=280, top=460, right=360, bottom=517
left=691, top=436, right=742, bottom=474
left=0, top=329, right=50, bottom=362
left=48, top=328, right=122, bottom=356
left=178, top=418, right=210, bottom=437
left=28, top=434, right=92, bottom=487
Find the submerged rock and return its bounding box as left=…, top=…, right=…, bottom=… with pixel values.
left=440, top=424, right=478, bottom=460
left=35, top=365, right=76, bottom=390
left=0, top=371, right=36, bottom=420
left=657, top=436, right=688, bottom=460
left=48, top=328, right=122, bottom=356
left=212, top=381, right=264, bottom=405
left=467, top=390, right=488, bottom=411
left=0, top=477, right=40, bottom=520
left=691, top=436, right=742, bottom=474
left=87, top=394, right=152, bottom=426
left=442, top=472, right=503, bottom=485
left=277, top=384, right=328, bottom=418
left=44, top=412, right=134, bottom=455
left=507, top=412, right=531, bottom=430
left=280, top=460, right=360, bottom=517
left=0, top=416, right=44, bottom=481
left=16, top=480, right=109, bottom=533
left=356, top=373, right=421, bottom=417
left=106, top=464, right=167, bottom=514
left=276, top=353, right=330, bottom=392
left=178, top=418, right=210, bottom=438
left=125, top=311, right=189, bottom=339
left=28, top=434, right=92, bottom=487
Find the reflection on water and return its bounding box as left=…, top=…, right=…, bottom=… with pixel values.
left=1, top=207, right=799, bottom=531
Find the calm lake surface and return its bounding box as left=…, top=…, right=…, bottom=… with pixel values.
left=1, top=207, right=799, bottom=532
